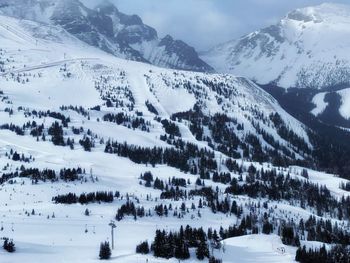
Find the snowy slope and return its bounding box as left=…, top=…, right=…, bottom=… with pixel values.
left=218, top=235, right=297, bottom=263
left=0, top=14, right=310, bottom=155
left=0, top=0, right=212, bottom=72
left=311, top=92, right=328, bottom=116
left=0, top=14, right=348, bottom=263
left=202, top=3, right=350, bottom=90
left=311, top=87, right=350, bottom=120
left=337, top=88, right=350, bottom=119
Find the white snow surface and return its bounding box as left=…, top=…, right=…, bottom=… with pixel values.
left=202, top=3, right=350, bottom=90
left=0, top=14, right=346, bottom=263
left=337, top=88, right=350, bottom=119
left=219, top=234, right=297, bottom=263
left=311, top=92, right=327, bottom=116
left=311, top=87, right=350, bottom=120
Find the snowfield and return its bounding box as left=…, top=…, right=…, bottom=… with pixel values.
left=0, top=11, right=348, bottom=263
left=311, top=92, right=327, bottom=116
left=219, top=235, right=297, bottom=263
left=310, top=87, right=350, bottom=121
left=202, top=3, right=350, bottom=90
left=337, top=88, right=350, bottom=120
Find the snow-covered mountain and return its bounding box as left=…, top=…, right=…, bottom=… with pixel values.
left=202, top=3, right=350, bottom=90
left=0, top=9, right=350, bottom=263
left=0, top=0, right=212, bottom=72
left=0, top=13, right=310, bottom=165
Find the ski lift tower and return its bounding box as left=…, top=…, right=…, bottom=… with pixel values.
left=109, top=220, right=117, bottom=250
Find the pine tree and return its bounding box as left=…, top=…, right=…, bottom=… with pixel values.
left=174, top=236, right=190, bottom=260
left=182, top=243, right=190, bottom=259
left=99, top=241, right=111, bottom=260
left=48, top=121, right=65, bottom=146
left=3, top=239, right=15, bottom=253
left=262, top=220, right=273, bottom=234
left=136, top=241, right=149, bottom=254
left=174, top=238, right=183, bottom=259
left=211, top=230, right=221, bottom=249
left=152, top=230, right=164, bottom=258
left=209, top=256, right=222, bottom=263
left=196, top=239, right=209, bottom=260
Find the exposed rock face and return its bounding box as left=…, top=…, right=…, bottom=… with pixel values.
left=0, top=0, right=213, bottom=72
left=202, top=3, right=350, bottom=90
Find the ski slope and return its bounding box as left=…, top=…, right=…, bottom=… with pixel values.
left=0, top=13, right=347, bottom=263
left=219, top=235, right=297, bottom=263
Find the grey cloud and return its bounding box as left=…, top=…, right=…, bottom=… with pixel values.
left=81, top=0, right=350, bottom=50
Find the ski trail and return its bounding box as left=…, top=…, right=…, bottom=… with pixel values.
left=0, top=58, right=100, bottom=76
left=0, top=136, right=51, bottom=156
left=0, top=19, right=38, bottom=45
left=126, top=68, right=169, bottom=118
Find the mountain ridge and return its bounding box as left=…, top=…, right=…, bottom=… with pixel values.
left=0, top=0, right=213, bottom=72
left=1, top=6, right=350, bottom=263
left=202, top=3, right=350, bottom=90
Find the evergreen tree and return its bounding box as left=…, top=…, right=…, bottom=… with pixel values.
left=99, top=241, right=111, bottom=260
left=136, top=241, right=150, bottom=254
left=196, top=239, right=209, bottom=260
left=152, top=230, right=164, bottom=258
left=262, top=220, right=273, bottom=234
left=3, top=239, right=15, bottom=253
left=48, top=121, right=65, bottom=146
left=209, top=256, right=223, bottom=263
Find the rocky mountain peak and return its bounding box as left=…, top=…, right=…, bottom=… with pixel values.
left=202, top=3, right=350, bottom=89
left=0, top=0, right=212, bottom=72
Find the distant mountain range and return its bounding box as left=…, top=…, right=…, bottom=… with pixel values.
left=0, top=0, right=213, bottom=72
left=202, top=3, right=350, bottom=128
left=202, top=3, right=350, bottom=90
left=1, top=2, right=350, bottom=262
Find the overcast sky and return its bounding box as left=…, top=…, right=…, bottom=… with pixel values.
left=81, top=0, right=349, bottom=50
